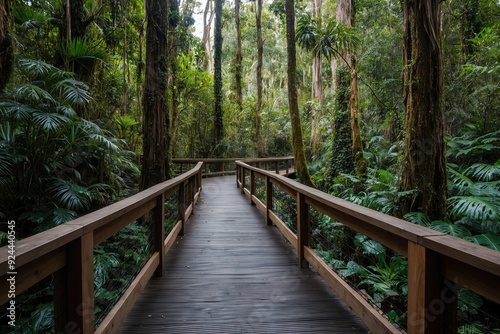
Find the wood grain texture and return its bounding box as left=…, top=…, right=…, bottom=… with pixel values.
left=119, top=176, right=368, bottom=333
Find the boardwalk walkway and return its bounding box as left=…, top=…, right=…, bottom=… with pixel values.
left=119, top=176, right=369, bottom=333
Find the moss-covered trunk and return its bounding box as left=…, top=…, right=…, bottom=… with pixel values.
left=0, top=0, right=12, bottom=93
left=285, top=0, right=314, bottom=187
left=256, top=0, right=266, bottom=157
left=140, top=0, right=169, bottom=190
left=401, top=0, right=447, bottom=220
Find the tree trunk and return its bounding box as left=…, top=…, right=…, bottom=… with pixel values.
left=401, top=0, right=447, bottom=220
left=0, top=0, right=13, bottom=93
left=310, top=0, right=323, bottom=158
left=235, top=0, right=243, bottom=114
left=336, top=0, right=365, bottom=177
left=168, top=0, right=179, bottom=163
left=213, top=0, right=224, bottom=157
left=255, top=0, right=266, bottom=157
left=202, top=0, right=214, bottom=73
left=285, top=0, right=314, bottom=187
left=140, top=0, right=169, bottom=190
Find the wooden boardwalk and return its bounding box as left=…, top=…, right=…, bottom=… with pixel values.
left=119, top=176, right=369, bottom=333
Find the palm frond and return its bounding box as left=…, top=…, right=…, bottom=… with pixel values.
left=464, top=160, right=500, bottom=182
left=18, top=59, right=58, bottom=79
left=448, top=195, right=500, bottom=221
left=33, top=112, right=71, bottom=132
left=48, top=178, right=92, bottom=211
left=54, top=78, right=92, bottom=106
left=15, top=84, right=57, bottom=105
left=429, top=221, right=472, bottom=238
left=0, top=101, right=37, bottom=123
left=403, top=212, right=431, bottom=227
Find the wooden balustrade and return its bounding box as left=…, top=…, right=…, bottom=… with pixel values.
left=0, top=162, right=203, bottom=334
left=173, top=156, right=294, bottom=177
left=236, top=160, right=500, bottom=334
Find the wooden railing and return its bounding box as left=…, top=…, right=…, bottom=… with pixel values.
left=236, top=160, right=500, bottom=334
left=0, top=163, right=203, bottom=333
left=173, top=156, right=294, bottom=177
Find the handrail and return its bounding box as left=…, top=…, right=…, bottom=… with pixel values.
left=236, top=160, right=500, bottom=334
left=173, top=156, right=294, bottom=177
left=0, top=162, right=203, bottom=333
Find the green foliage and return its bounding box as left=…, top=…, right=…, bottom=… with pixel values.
left=0, top=59, right=138, bottom=239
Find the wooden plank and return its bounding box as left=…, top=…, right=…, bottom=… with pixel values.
left=95, top=253, right=160, bottom=334
left=297, top=193, right=308, bottom=268
left=269, top=210, right=298, bottom=250
left=304, top=247, right=400, bottom=334
left=407, top=241, right=442, bottom=334
left=120, top=176, right=368, bottom=334
left=164, top=221, right=183, bottom=256
left=251, top=194, right=266, bottom=215
left=440, top=255, right=500, bottom=304
left=0, top=248, right=66, bottom=306
left=306, top=196, right=410, bottom=257
left=66, top=232, right=94, bottom=333
left=153, top=194, right=165, bottom=277
left=0, top=224, right=81, bottom=273
left=421, top=234, right=500, bottom=277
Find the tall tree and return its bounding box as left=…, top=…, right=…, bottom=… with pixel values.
left=255, top=0, right=266, bottom=157
left=335, top=0, right=365, bottom=177
left=401, top=0, right=447, bottom=220
left=202, top=0, right=214, bottom=72
left=141, top=0, right=169, bottom=190
left=235, top=0, right=243, bottom=113
left=167, top=0, right=179, bottom=161
left=285, top=0, right=314, bottom=186
left=0, top=0, right=13, bottom=92
left=310, top=0, right=323, bottom=158
left=213, top=0, right=224, bottom=156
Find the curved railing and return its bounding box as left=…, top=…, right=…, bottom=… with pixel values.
left=236, top=160, right=500, bottom=334
left=0, top=163, right=202, bottom=333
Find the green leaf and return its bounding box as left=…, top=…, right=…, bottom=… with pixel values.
left=429, top=221, right=472, bottom=238
left=465, top=234, right=500, bottom=251
left=449, top=195, right=500, bottom=221
left=404, top=212, right=431, bottom=227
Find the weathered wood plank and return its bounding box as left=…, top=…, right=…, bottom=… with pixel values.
left=119, top=176, right=368, bottom=333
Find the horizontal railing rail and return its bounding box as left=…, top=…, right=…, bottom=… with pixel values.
left=173, top=156, right=294, bottom=177
left=236, top=160, right=500, bottom=334
left=0, top=163, right=203, bottom=333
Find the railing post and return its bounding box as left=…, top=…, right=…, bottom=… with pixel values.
left=179, top=181, right=186, bottom=236
left=266, top=175, right=273, bottom=226
left=153, top=193, right=166, bottom=276
left=285, top=159, right=289, bottom=176
left=66, top=232, right=94, bottom=333
left=407, top=241, right=455, bottom=334
left=250, top=170, right=255, bottom=205
left=275, top=161, right=279, bottom=174
left=297, top=193, right=309, bottom=268
left=241, top=168, right=246, bottom=194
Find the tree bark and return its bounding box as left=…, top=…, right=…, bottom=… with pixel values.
left=202, top=0, right=214, bottom=73
left=140, top=0, right=169, bottom=190
left=213, top=0, right=224, bottom=157
left=255, top=0, right=266, bottom=157
left=285, top=0, right=314, bottom=187
left=235, top=0, right=243, bottom=114
left=335, top=0, right=365, bottom=177
left=310, top=0, right=323, bottom=158
left=168, top=0, right=179, bottom=163
left=401, top=0, right=447, bottom=220
left=0, top=0, right=13, bottom=93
